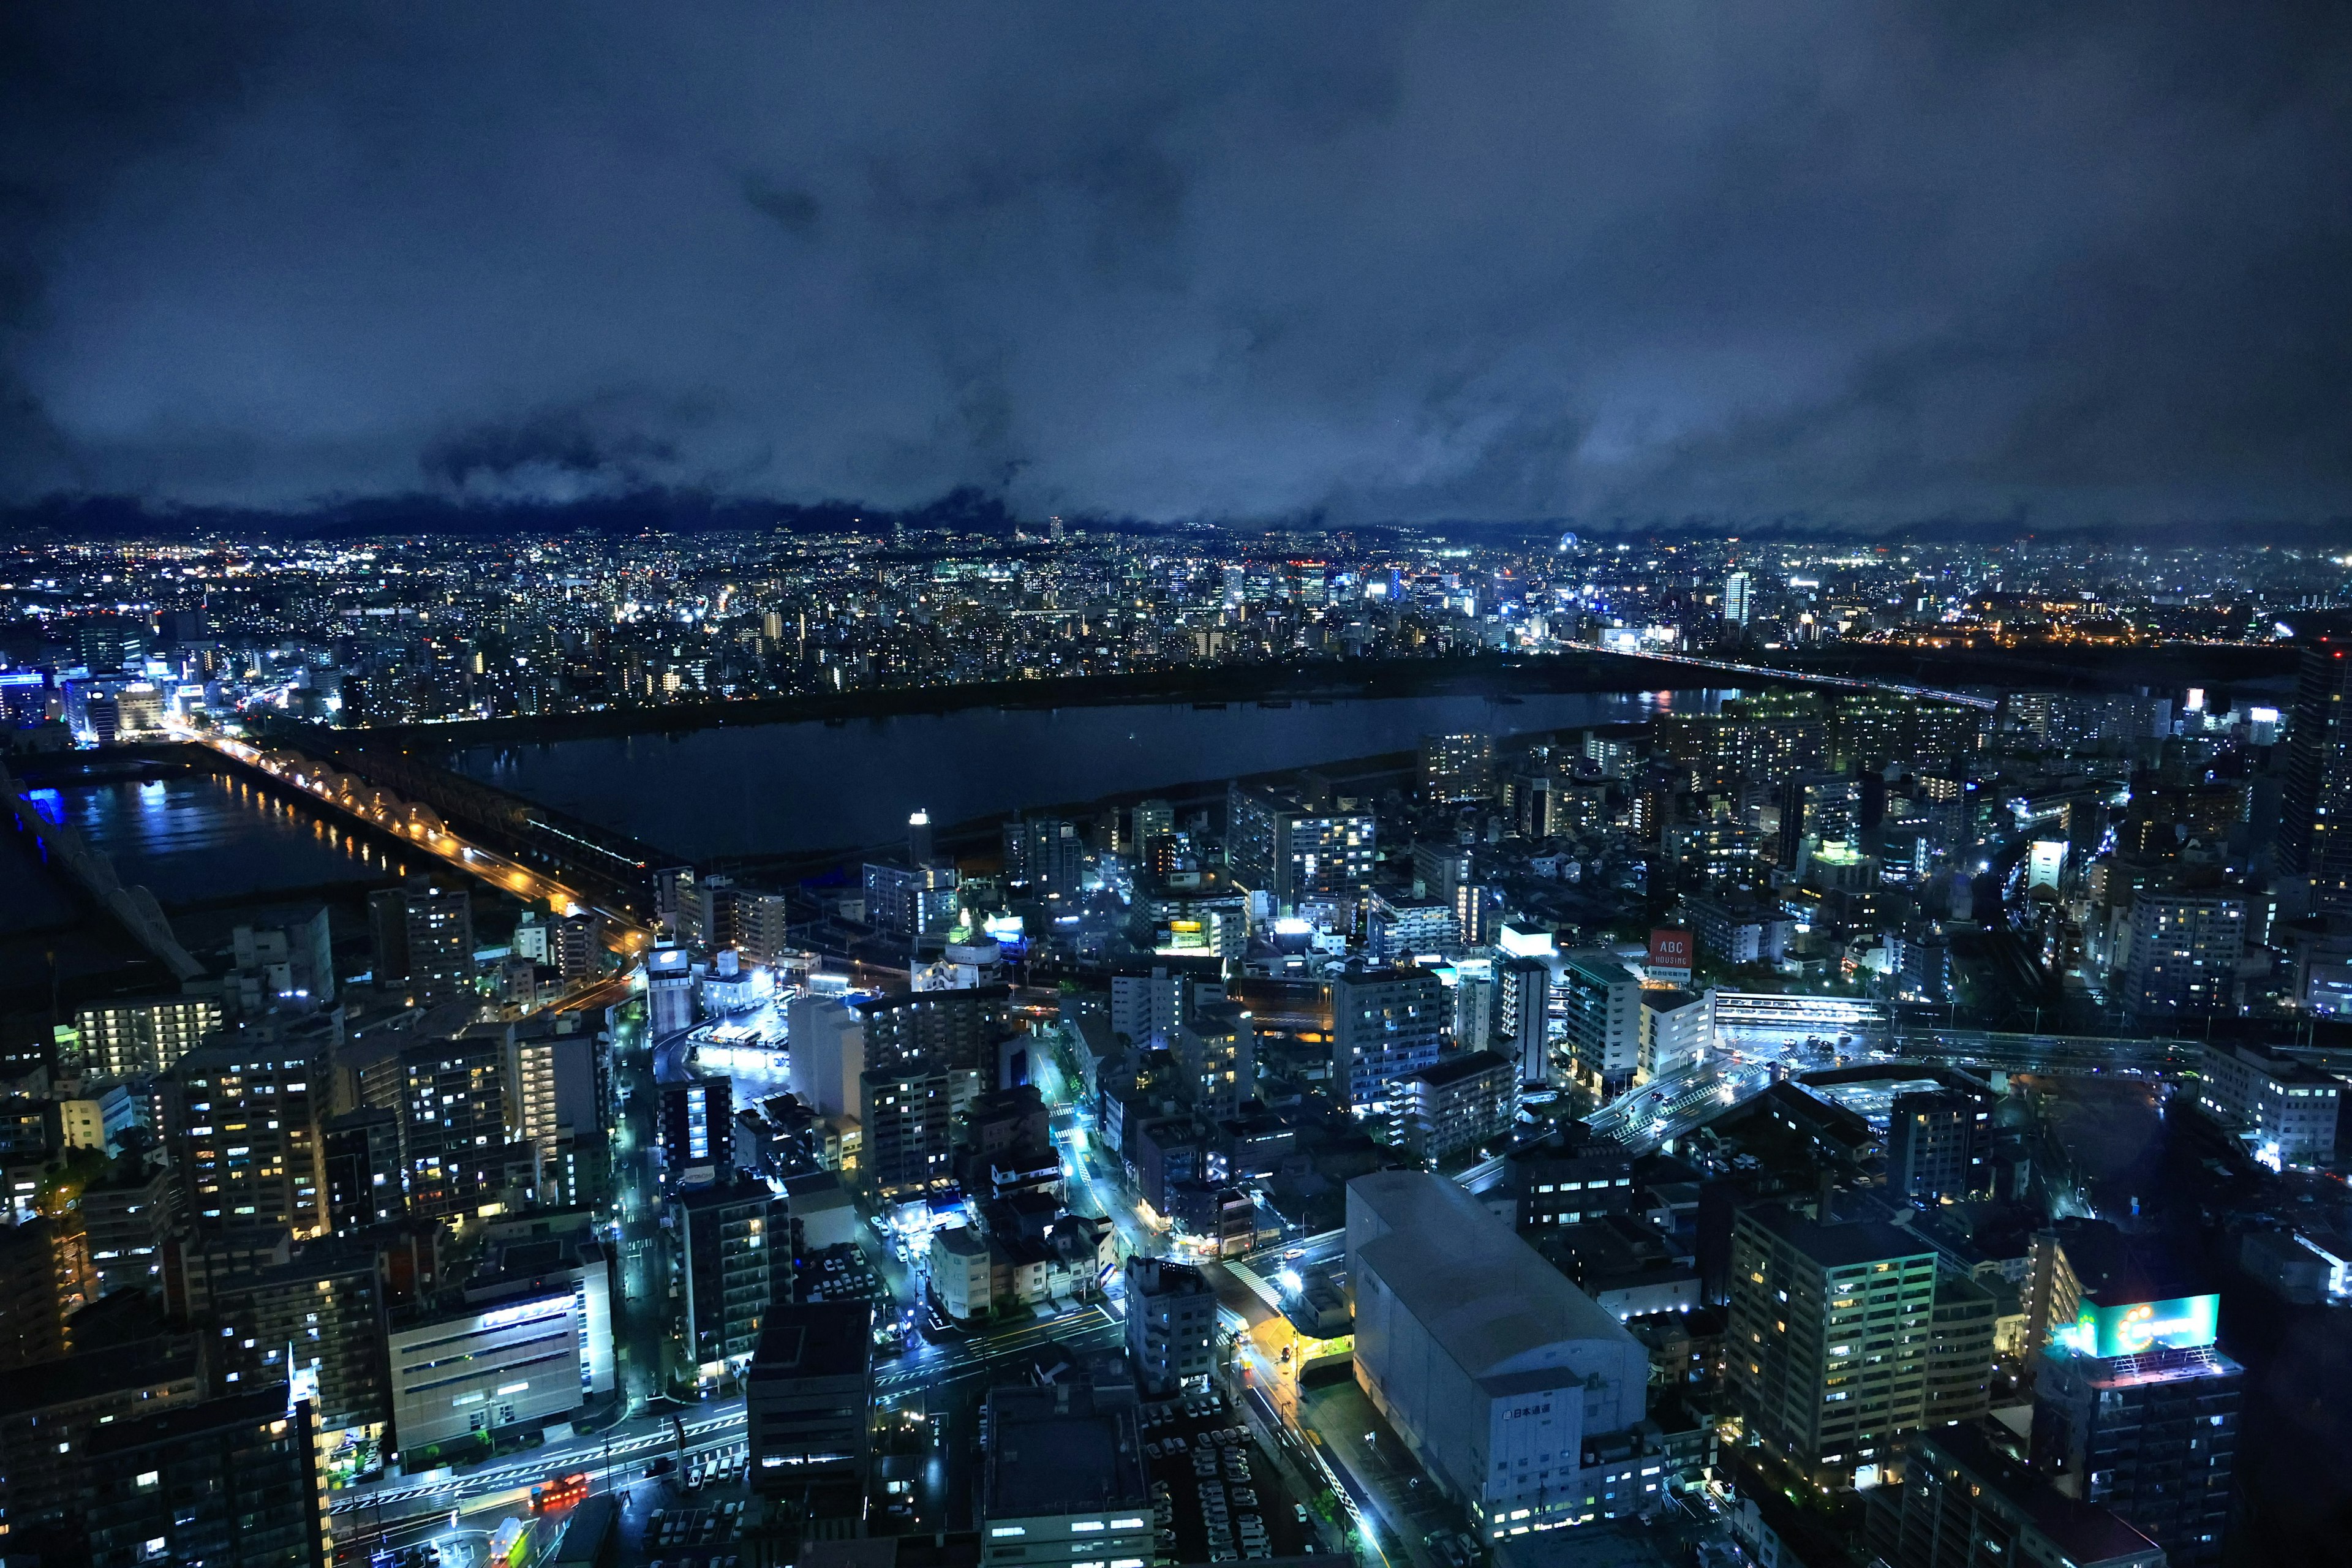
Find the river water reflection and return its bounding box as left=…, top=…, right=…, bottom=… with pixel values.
left=453, top=687, right=1731, bottom=862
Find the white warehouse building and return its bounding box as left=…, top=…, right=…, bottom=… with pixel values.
left=1346, top=1171, right=1652, bottom=1539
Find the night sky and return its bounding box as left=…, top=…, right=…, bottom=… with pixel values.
left=6, top=3, right=2350, bottom=527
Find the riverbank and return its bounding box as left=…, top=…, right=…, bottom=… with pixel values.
left=361, top=649, right=1735, bottom=753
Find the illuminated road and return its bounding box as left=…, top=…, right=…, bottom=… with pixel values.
left=326, top=1403, right=747, bottom=1559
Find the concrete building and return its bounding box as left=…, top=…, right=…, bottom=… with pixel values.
left=930, top=1225, right=995, bottom=1321
left=979, top=1382, right=1152, bottom=1568
left=1329, top=967, right=1445, bottom=1119
left=85, top=1387, right=325, bottom=1568
left=1400, top=1051, right=1518, bottom=1163
left=505, top=1023, right=599, bottom=1204
left=1345, top=1171, right=1651, bottom=1538
left=162, top=1040, right=330, bottom=1238
left=1421, top=733, right=1496, bottom=802
left=369, top=884, right=475, bottom=1006
left=1866, top=1423, right=2163, bottom=1568
left=1887, top=1090, right=1991, bottom=1202
left=2195, top=1041, right=2342, bottom=1164
left=1556, top=954, right=1642, bottom=1094
left=208, top=1249, right=390, bottom=1480
left=1494, top=957, right=1551, bottom=1086
left=1124, top=1256, right=1216, bottom=1396
left=853, top=986, right=1010, bottom=1074
left=398, top=1035, right=513, bottom=1220
left=658, top=1075, right=734, bottom=1183
left=2032, top=1291, right=2240, bottom=1568
left=81, top=1159, right=172, bottom=1297
left=386, top=1244, right=613, bottom=1462
left=0, top=1339, right=206, bottom=1544
left=1727, top=1206, right=1996, bottom=1485
left=646, top=947, right=697, bottom=1038
left=1225, top=781, right=1376, bottom=911
left=71, top=993, right=222, bottom=1079
left=858, top=1063, right=964, bottom=1202
left=1171, top=1000, right=1256, bottom=1119
left=2125, top=891, right=2246, bottom=1021
left=320, top=1107, right=403, bottom=1231
left=747, top=1301, right=873, bottom=1499
left=789, top=992, right=867, bottom=1118
left=1638, top=989, right=1712, bottom=1079
left=674, top=1174, right=778, bottom=1381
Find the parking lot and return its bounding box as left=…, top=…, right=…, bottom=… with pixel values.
left=644, top=1496, right=748, bottom=1566
left=1140, top=1390, right=1321, bottom=1564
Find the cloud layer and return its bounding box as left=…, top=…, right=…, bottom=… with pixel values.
left=5, top=2, right=2349, bottom=526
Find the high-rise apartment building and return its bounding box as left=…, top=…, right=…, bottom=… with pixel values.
left=1008, top=816, right=1085, bottom=894
left=0, top=1219, right=96, bottom=1370
left=81, top=1159, right=172, bottom=1297
left=504, top=1025, right=600, bottom=1204
left=1724, top=571, right=1752, bottom=626
left=85, top=1387, right=325, bottom=1568
left=208, top=1251, right=390, bottom=1479
left=1170, top=1000, right=1255, bottom=1119
left=2032, top=1289, right=2240, bottom=1567
left=858, top=1064, right=959, bottom=1200
left=2124, top=891, right=2245, bottom=1022
left=1420, top=733, right=1496, bottom=802
left=658, top=1076, right=734, bottom=1182
left=1124, top=1256, right=1216, bottom=1396
left=1728, top=1205, right=1996, bottom=1485
left=397, top=1036, right=511, bottom=1219
left=1328, top=967, right=1445, bottom=1118
left=2280, top=635, right=2352, bottom=913
left=72, top=994, right=222, bottom=1079
left=1887, top=1090, right=1991, bottom=1202
left=853, top=985, right=1008, bottom=1073
left=1866, top=1423, right=2163, bottom=1568
left=162, top=1041, right=329, bottom=1238
left=1556, top=953, right=1642, bottom=1093
left=320, top=1107, right=403, bottom=1230
left=674, top=1175, right=778, bottom=1379
left=368, top=884, right=475, bottom=1005
left=1399, top=1050, right=1517, bottom=1162
left=1225, top=781, right=1376, bottom=912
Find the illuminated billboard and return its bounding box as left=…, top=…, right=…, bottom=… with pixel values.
left=2052, top=1294, right=2218, bottom=1358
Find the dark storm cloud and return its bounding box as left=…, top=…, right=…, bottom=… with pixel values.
left=2, top=1, right=2348, bottom=526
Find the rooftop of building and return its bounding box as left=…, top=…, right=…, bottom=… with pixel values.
left=750, top=1300, right=872, bottom=1381
left=1348, top=1170, right=1640, bottom=1381
left=0, top=1336, right=200, bottom=1415
left=1743, top=1204, right=1936, bottom=1271
left=1407, top=1050, right=1513, bottom=1089
left=1910, top=1423, right=2162, bottom=1567
left=86, top=1384, right=296, bottom=1459
left=2211, top=1040, right=2344, bottom=1086
left=982, top=1381, right=1150, bottom=1520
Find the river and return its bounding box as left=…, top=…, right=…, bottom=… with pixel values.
left=451, top=687, right=1732, bottom=862
left=21, top=771, right=414, bottom=910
